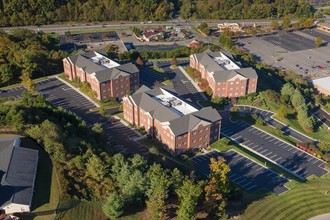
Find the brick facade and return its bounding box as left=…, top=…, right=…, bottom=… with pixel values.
left=63, top=50, right=139, bottom=100
left=190, top=51, right=258, bottom=98
left=123, top=87, right=221, bottom=155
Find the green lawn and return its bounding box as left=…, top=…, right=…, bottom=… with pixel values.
left=55, top=200, right=107, bottom=220
left=275, top=115, right=330, bottom=142
left=241, top=174, right=330, bottom=220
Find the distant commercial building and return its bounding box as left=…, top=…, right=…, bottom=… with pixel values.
left=217, top=22, right=242, bottom=32
left=0, top=136, right=38, bottom=214
left=142, top=28, right=164, bottom=42
left=190, top=50, right=258, bottom=98
left=63, top=50, right=139, bottom=100
left=317, top=22, right=330, bottom=33
left=123, top=86, right=221, bottom=155
left=312, top=76, right=330, bottom=96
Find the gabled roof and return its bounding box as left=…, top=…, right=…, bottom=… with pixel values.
left=0, top=137, right=38, bottom=209
left=66, top=50, right=139, bottom=83
left=143, top=28, right=164, bottom=39
left=168, top=107, right=221, bottom=136
left=129, top=87, right=221, bottom=136
left=192, top=50, right=257, bottom=82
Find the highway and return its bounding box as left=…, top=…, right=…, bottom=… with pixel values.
left=0, top=19, right=309, bottom=35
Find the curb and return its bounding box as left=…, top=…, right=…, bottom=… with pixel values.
left=220, top=131, right=305, bottom=181
left=55, top=76, right=100, bottom=108
left=235, top=105, right=317, bottom=142
left=178, top=66, right=207, bottom=100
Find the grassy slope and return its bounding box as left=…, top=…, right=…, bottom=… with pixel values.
left=241, top=174, right=330, bottom=220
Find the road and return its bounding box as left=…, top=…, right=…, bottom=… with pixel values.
left=311, top=106, right=330, bottom=128
left=0, top=19, right=312, bottom=35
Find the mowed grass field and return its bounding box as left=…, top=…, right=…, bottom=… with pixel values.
left=241, top=174, right=330, bottom=220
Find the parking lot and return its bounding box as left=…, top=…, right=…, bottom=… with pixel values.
left=139, top=66, right=165, bottom=87
left=264, top=32, right=316, bottom=52
left=221, top=119, right=328, bottom=179
left=158, top=60, right=205, bottom=105
left=238, top=29, right=330, bottom=78
left=60, top=31, right=118, bottom=45
left=236, top=105, right=315, bottom=143
left=191, top=150, right=289, bottom=195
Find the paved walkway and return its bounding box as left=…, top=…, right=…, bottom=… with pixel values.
left=309, top=213, right=330, bottom=220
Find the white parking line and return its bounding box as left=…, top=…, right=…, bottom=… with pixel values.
left=247, top=185, right=257, bottom=191
left=269, top=154, right=277, bottom=159
left=255, top=147, right=263, bottom=152
left=260, top=149, right=268, bottom=154
left=278, top=142, right=285, bottom=146
left=274, top=157, right=282, bottom=162
left=265, top=152, right=272, bottom=157
left=242, top=182, right=253, bottom=187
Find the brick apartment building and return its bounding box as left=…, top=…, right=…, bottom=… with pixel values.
left=190, top=50, right=258, bottom=98
left=63, top=50, right=139, bottom=100
left=123, top=86, right=222, bottom=155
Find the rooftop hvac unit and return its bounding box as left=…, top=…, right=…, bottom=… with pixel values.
left=171, top=100, right=182, bottom=106
left=161, top=101, right=170, bottom=107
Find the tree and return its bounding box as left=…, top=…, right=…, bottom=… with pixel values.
left=99, top=106, right=106, bottom=117
left=271, top=20, right=279, bottom=30
left=176, top=179, right=203, bottom=220
left=171, top=56, right=178, bottom=66
left=102, top=192, right=124, bottom=219
left=282, top=17, right=291, bottom=31
left=276, top=105, right=288, bottom=119
left=204, top=157, right=230, bottom=218
left=86, top=154, right=108, bottom=182
left=318, top=142, right=330, bottom=153
left=136, top=56, right=143, bottom=66
left=315, top=37, right=323, bottom=48
left=146, top=164, right=171, bottom=220
left=198, top=22, right=209, bottom=35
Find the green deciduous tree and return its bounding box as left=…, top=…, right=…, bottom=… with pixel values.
left=102, top=192, right=124, bottom=219
left=271, top=20, right=279, bottom=30
left=276, top=105, right=288, bottom=119
left=176, top=179, right=203, bottom=220
left=315, top=37, right=323, bottom=48
left=282, top=17, right=291, bottom=30
left=204, top=157, right=230, bottom=218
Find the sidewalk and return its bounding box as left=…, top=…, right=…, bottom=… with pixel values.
left=54, top=76, right=100, bottom=108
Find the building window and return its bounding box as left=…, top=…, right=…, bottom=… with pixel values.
left=236, top=81, right=239, bottom=84
left=205, top=127, right=209, bottom=131
left=204, top=135, right=208, bottom=138
left=178, top=136, right=181, bottom=140
left=193, top=132, right=196, bottom=136
left=184, top=134, right=187, bottom=137
left=192, top=139, right=196, bottom=143
left=198, top=137, right=202, bottom=141
left=199, top=129, right=202, bottom=133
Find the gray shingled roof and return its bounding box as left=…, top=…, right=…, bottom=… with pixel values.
left=129, top=87, right=221, bottom=135
left=67, top=50, right=138, bottom=83
left=0, top=137, right=38, bottom=209
left=193, top=50, right=257, bottom=82
left=169, top=107, right=221, bottom=136
left=130, top=91, right=179, bottom=122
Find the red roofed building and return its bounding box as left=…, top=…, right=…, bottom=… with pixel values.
left=142, top=28, right=164, bottom=42
left=188, top=40, right=201, bottom=48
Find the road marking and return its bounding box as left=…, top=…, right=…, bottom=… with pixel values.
left=260, top=149, right=268, bottom=154
left=274, top=157, right=282, bottom=162
left=265, top=152, right=272, bottom=157
left=256, top=166, right=264, bottom=171
left=247, top=185, right=257, bottom=191
left=269, top=154, right=277, bottom=159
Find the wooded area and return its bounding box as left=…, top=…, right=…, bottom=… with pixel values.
left=0, top=92, right=237, bottom=219
left=0, top=29, right=67, bottom=87
left=0, top=0, right=313, bottom=27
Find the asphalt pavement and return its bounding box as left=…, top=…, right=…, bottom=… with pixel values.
left=158, top=60, right=205, bottom=106
left=311, top=106, right=330, bottom=128
left=219, top=111, right=328, bottom=180
left=236, top=105, right=316, bottom=143
left=191, top=149, right=289, bottom=195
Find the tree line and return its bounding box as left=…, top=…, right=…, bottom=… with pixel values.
left=0, top=29, right=67, bottom=87
left=0, top=92, right=239, bottom=219
left=0, top=0, right=313, bottom=27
